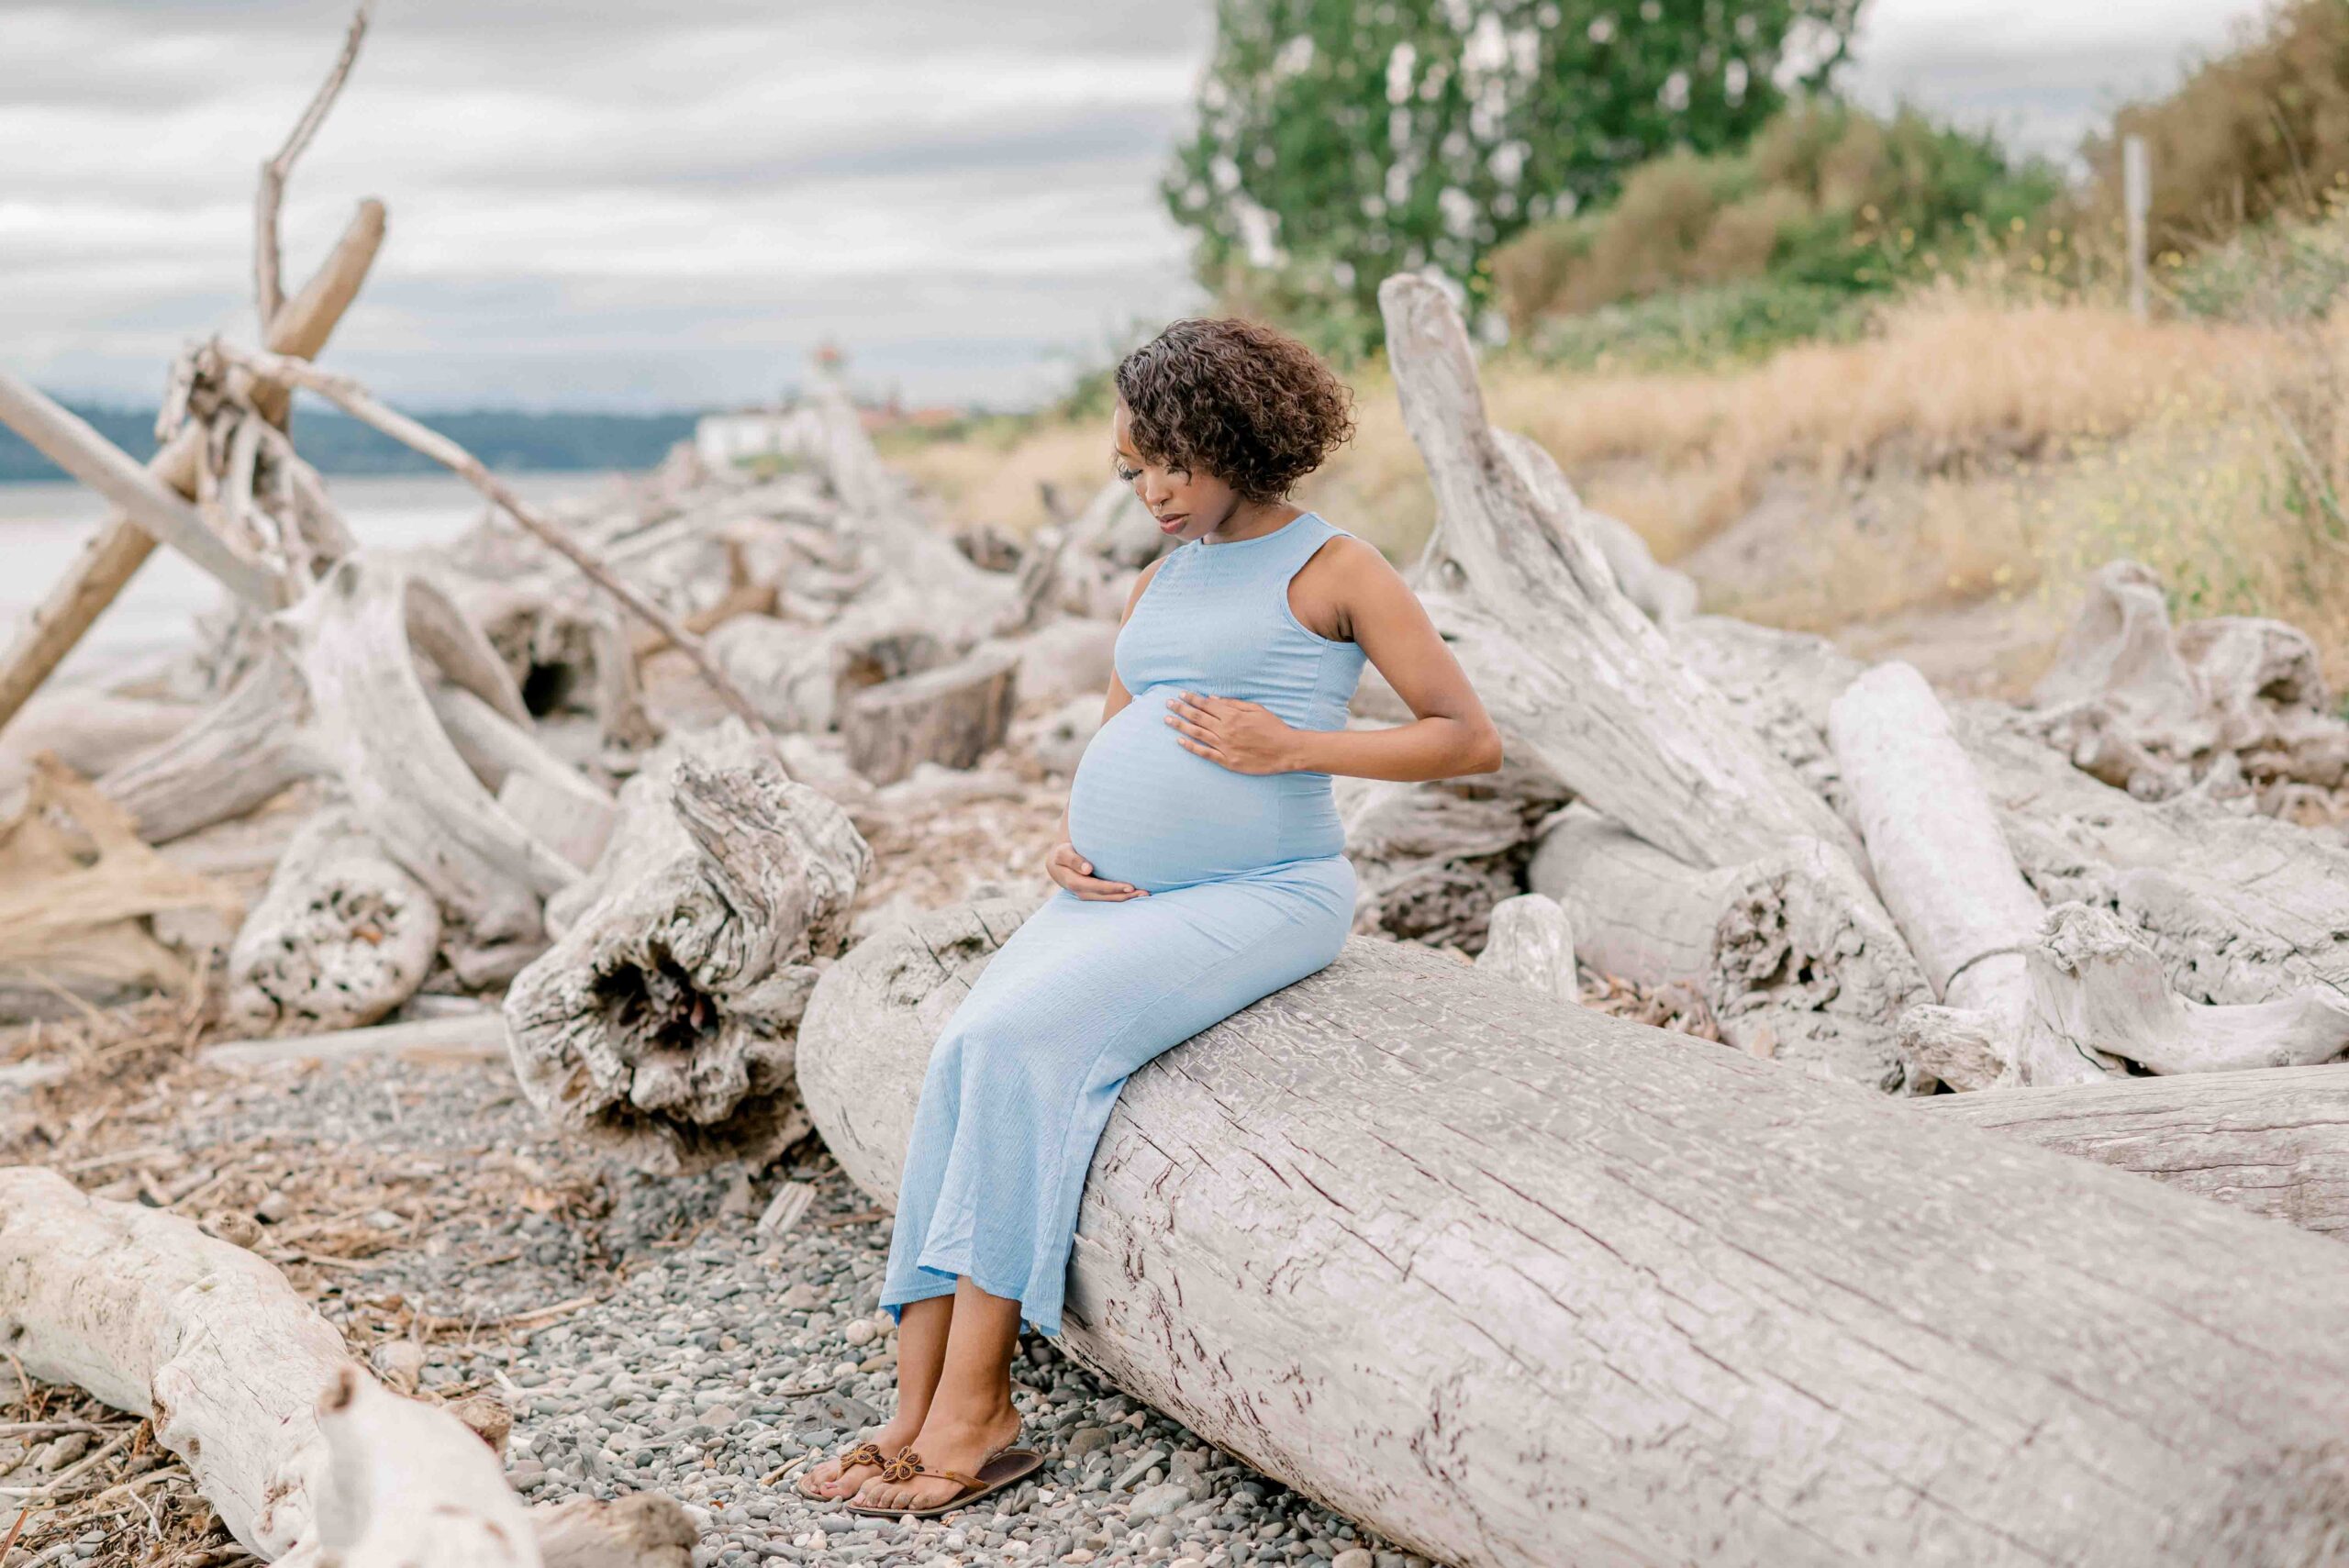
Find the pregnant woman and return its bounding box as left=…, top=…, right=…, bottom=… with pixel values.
left=802, top=317, right=1502, bottom=1518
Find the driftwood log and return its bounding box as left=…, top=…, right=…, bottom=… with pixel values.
left=1923, top=1064, right=2349, bottom=1236
left=838, top=640, right=1019, bottom=785
left=504, top=723, right=870, bottom=1173
left=1831, top=661, right=2349, bottom=1088
left=227, top=807, right=440, bottom=1032
left=1378, top=272, right=1858, bottom=872
left=802, top=902, right=2349, bottom=1568
left=1528, top=804, right=1928, bottom=1091
left=1375, top=274, right=1943, bottom=1079
left=0, top=1167, right=690, bottom=1566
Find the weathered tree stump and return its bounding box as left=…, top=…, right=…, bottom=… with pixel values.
left=838, top=641, right=1018, bottom=785
left=504, top=722, right=870, bottom=1173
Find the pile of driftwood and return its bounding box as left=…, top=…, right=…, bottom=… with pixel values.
left=9, top=7, right=2349, bottom=1562
left=0, top=8, right=1124, bottom=1561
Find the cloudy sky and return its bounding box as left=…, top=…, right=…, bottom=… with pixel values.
left=1, top=0, right=2266, bottom=414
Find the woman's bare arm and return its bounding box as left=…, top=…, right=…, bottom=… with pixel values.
left=1162, top=539, right=1500, bottom=783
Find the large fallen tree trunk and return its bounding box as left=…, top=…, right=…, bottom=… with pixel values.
left=0, top=1166, right=689, bottom=1566
left=1923, top=1064, right=2349, bottom=1237
left=802, top=902, right=2349, bottom=1568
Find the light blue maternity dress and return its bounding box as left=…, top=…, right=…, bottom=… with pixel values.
left=879, top=510, right=1368, bottom=1336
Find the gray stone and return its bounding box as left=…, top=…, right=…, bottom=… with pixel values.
left=1112, top=1449, right=1167, bottom=1491
left=1130, top=1483, right=1193, bottom=1520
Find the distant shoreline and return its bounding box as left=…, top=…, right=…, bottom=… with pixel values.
left=0, top=399, right=701, bottom=484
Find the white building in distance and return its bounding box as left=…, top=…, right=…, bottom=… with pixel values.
left=693, top=406, right=811, bottom=467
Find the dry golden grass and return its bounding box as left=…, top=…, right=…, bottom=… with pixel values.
left=888, top=417, right=1116, bottom=538
left=1489, top=296, right=2278, bottom=558
left=900, top=295, right=2349, bottom=685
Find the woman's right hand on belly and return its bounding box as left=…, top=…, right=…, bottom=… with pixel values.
left=1046, top=841, right=1149, bottom=901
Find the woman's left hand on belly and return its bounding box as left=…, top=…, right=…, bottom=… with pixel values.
left=1163, top=692, right=1300, bottom=774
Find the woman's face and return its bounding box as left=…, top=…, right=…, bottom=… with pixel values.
left=1112, top=400, right=1241, bottom=545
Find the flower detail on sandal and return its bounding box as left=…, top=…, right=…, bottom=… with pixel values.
left=798, top=1440, right=889, bottom=1498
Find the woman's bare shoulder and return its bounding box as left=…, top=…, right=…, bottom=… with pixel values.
left=1119, top=551, right=1173, bottom=621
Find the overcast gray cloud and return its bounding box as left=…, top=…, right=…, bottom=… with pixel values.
left=1844, top=0, right=2263, bottom=162
left=0, top=0, right=2271, bottom=413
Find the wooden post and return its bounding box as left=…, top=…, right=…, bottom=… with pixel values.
left=2124, top=133, right=2151, bottom=320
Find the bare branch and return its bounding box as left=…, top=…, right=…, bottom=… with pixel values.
left=0, top=199, right=383, bottom=737
left=0, top=373, right=280, bottom=608
left=214, top=341, right=774, bottom=736
left=254, top=0, right=373, bottom=330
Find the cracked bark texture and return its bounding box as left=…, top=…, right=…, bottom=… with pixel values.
left=1923, top=1064, right=2349, bottom=1235
left=505, top=721, right=870, bottom=1173
left=801, top=901, right=2349, bottom=1568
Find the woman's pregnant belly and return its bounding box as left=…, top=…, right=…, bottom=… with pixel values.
left=1066, top=689, right=1345, bottom=893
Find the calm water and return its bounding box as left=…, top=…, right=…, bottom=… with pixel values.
left=0, top=470, right=620, bottom=684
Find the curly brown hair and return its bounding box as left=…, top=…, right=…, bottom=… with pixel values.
left=1114, top=318, right=1356, bottom=502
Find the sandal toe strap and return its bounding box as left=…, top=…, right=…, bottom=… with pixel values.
left=875, top=1450, right=986, bottom=1494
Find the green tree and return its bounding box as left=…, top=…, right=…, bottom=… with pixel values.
left=1165, top=0, right=1864, bottom=353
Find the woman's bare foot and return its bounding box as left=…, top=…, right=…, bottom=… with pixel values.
left=796, top=1412, right=920, bottom=1500
left=849, top=1396, right=1023, bottom=1515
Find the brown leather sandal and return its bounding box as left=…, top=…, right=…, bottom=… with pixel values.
left=844, top=1441, right=1045, bottom=1518
left=796, top=1439, right=891, bottom=1500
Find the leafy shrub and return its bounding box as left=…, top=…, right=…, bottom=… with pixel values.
left=1522, top=277, right=1874, bottom=371
left=1491, top=99, right=2056, bottom=331
left=2169, top=201, right=2349, bottom=322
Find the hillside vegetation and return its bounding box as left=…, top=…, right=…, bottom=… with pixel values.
left=897, top=1, right=2349, bottom=698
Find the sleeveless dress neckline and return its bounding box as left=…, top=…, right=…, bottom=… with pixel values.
left=1194, top=509, right=1322, bottom=548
